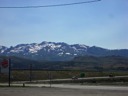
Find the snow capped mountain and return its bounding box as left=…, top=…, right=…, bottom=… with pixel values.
left=0, top=41, right=128, bottom=61
left=0, top=46, right=8, bottom=53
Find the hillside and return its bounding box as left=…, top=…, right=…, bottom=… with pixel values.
left=0, top=56, right=128, bottom=71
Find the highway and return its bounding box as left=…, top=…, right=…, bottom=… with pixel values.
left=10, top=75, right=128, bottom=84
left=1, top=83, right=128, bottom=90
left=1, top=76, right=128, bottom=96
left=27, top=75, right=128, bottom=83
left=0, top=84, right=128, bottom=96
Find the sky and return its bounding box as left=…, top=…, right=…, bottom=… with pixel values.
left=0, top=0, right=128, bottom=49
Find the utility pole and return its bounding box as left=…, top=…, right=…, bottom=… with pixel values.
left=49, top=71, right=52, bottom=88
left=29, top=64, right=32, bottom=82
left=8, top=58, right=11, bottom=87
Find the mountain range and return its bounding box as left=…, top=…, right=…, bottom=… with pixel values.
left=0, top=41, right=128, bottom=61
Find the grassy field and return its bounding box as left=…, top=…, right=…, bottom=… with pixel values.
left=1, top=70, right=128, bottom=82
left=12, top=70, right=128, bottom=80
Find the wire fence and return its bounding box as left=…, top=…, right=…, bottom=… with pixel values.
left=1, top=69, right=128, bottom=84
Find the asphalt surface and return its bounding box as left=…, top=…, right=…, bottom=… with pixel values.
left=0, top=84, right=128, bottom=96
left=11, top=75, right=128, bottom=84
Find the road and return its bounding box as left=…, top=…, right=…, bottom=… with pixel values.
left=23, top=84, right=128, bottom=91
left=0, top=84, right=128, bottom=96
left=1, top=76, right=128, bottom=96
left=36, top=75, right=128, bottom=82
left=1, top=83, right=128, bottom=91
left=11, top=75, right=128, bottom=84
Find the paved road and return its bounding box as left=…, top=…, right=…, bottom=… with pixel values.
left=1, top=83, right=128, bottom=91
left=0, top=84, right=128, bottom=96
left=54, top=84, right=128, bottom=90
left=1, top=76, right=128, bottom=96
left=33, top=75, right=128, bottom=82
left=12, top=75, right=128, bottom=84
left=25, top=84, right=128, bottom=91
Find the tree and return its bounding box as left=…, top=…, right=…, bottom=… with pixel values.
left=80, top=72, right=85, bottom=78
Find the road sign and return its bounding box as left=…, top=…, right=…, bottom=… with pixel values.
left=1, top=59, right=9, bottom=74
left=2, top=59, right=9, bottom=68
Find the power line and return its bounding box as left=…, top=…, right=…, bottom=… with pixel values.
left=0, top=0, right=101, bottom=9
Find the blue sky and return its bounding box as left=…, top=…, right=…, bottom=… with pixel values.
left=0, top=0, right=128, bottom=49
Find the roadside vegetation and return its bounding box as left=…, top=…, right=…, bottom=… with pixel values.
left=1, top=70, right=128, bottom=85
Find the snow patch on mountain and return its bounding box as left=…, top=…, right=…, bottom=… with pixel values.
left=10, top=46, right=27, bottom=53
left=58, top=52, right=64, bottom=56
left=65, top=53, right=71, bottom=55
left=0, top=46, right=8, bottom=53
left=28, top=44, right=43, bottom=53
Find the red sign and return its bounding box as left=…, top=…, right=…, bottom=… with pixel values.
left=1, top=59, right=9, bottom=68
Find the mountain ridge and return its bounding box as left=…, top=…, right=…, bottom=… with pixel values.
left=0, top=41, right=128, bottom=61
